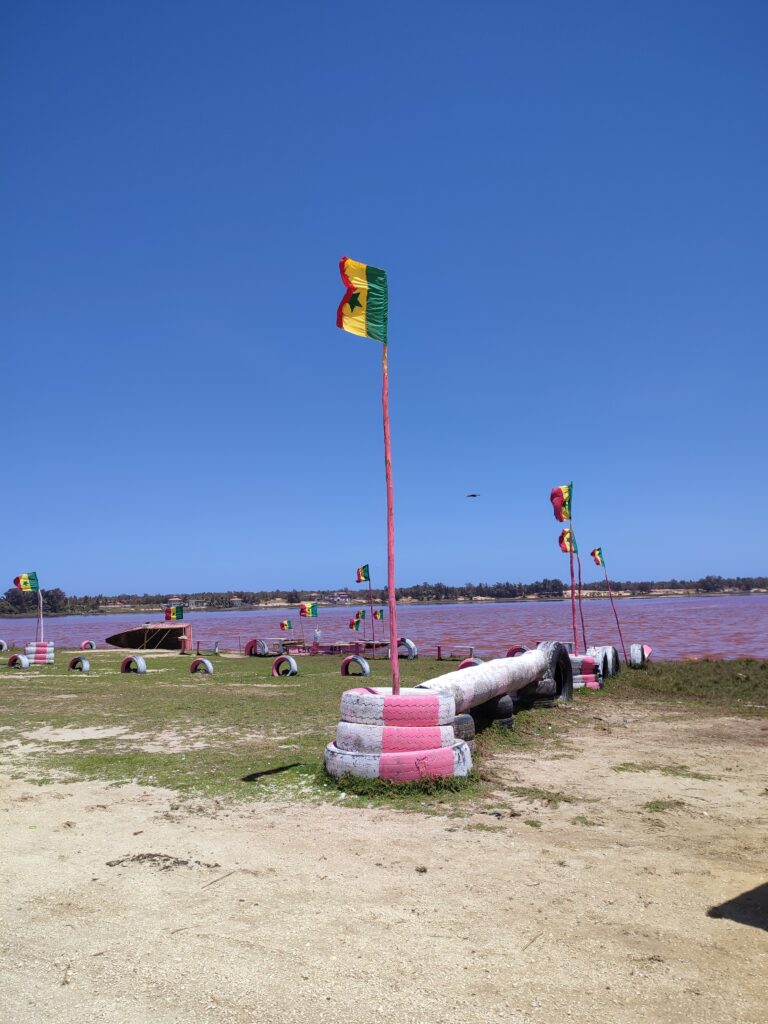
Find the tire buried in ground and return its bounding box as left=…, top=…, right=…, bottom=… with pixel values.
left=120, top=655, right=147, bottom=674
left=245, top=638, right=270, bottom=657
left=190, top=657, right=214, bottom=675
left=68, top=656, right=90, bottom=672
left=340, top=655, right=371, bottom=677
left=324, top=738, right=472, bottom=781
left=80, top=640, right=96, bottom=651
left=272, top=655, right=298, bottom=677
left=458, top=657, right=483, bottom=670
left=8, top=653, right=29, bottom=669
left=398, top=637, right=418, bottom=660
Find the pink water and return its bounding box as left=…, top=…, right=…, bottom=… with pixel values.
left=2, top=595, right=766, bottom=660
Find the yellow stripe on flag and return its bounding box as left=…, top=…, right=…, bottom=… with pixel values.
left=339, top=258, right=369, bottom=337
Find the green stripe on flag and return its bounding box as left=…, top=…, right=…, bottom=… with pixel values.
left=365, top=264, right=388, bottom=343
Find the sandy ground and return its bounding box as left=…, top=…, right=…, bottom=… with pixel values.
left=1, top=703, right=767, bottom=1024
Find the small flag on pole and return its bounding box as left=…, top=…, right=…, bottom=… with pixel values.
left=13, top=572, right=39, bottom=592
left=373, top=609, right=384, bottom=621
left=299, top=602, right=318, bottom=618
left=550, top=483, right=572, bottom=522
left=355, top=609, right=366, bottom=620
left=355, top=563, right=370, bottom=582
left=165, top=605, right=183, bottom=621
left=559, top=528, right=577, bottom=553
left=590, top=547, right=605, bottom=567
left=348, top=618, right=362, bottom=631
left=280, top=619, right=292, bottom=631
left=337, top=260, right=388, bottom=343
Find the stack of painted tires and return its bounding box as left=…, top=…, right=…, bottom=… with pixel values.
left=324, top=687, right=472, bottom=782
left=569, top=655, right=602, bottom=690
left=24, top=642, right=54, bottom=664
left=586, top=645, right=621, bottom=680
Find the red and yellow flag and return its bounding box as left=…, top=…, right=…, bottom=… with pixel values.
left=355, top=563, right=370, bottom=582
left=373, top=609, right=384, bottom=621
left=559, top=528, right=577, bottom=553
left=165, top=604, right=183, bottom=621
left=279, top=619, right=292, bottom=631
left=348, top=618, right=361, bottom=631
left=300, top=602, right=318, bottom=618
left=590, top=547, right=605, bottom=567
left=550, top=482, right=572, bottom=522
left=13, top=572, right=39, bottom=592
left=337, top=258, right=388, bottom=343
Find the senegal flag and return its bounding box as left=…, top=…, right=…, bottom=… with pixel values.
left=591, top=547, right=605, bottom=567
left=373, top=609, right=384, bottom=621
left=280, top=619, right=292, bottom=631
left=550, top=483, right=572, bottom=522
left=165, top=605, right=183, bottom=621
left=355, top=609, right=366, bottom=620
left=355, top=563, right=370, bottom=583
left=348, top=618, right=361, bottom=631
left=337, top=258, right=388, bottom=343
left=14, top=572, right=39, bottom=592
left=300, top=602, right=318, bottom=618
left=559, top=528, right=577, bottom=554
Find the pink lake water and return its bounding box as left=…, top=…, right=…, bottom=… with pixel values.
left=2, top=595, right=766, bottom=660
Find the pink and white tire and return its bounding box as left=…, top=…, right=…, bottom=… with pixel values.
left=190, top=658, right=214, bottom=675
left=506, top=644, right=528, bottom=658
left=340, top=687, right=455, bottom=727
left=120, top=655, right=147, bottom=674
left=80, top=640, right=96, bottom=651
left=398, top=638, right=418, bottom=660
left=335, top=721, right=456, bottom=754
left=458, top=657, right=483, bottom=670
left=245, top=639, right=269, bottom=657
left=630, top=644, right=652, bottom=669
left=340, top=655, right=371, bottom=677
left=272, top=655, right=298, bottom=677
left=0, top=640, right=7, bottom=653
left=8, top=654, right=29, bottom=669
left=68, top=656, right=90, bottom=672
left=324, top=739, right=472, bottom=781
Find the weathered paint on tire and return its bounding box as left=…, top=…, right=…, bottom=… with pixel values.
left=458, top=657, right=484, bottom=670
left=416, top=651, right=548, bottom=713
left=398, top=637, right=418, bottom=660
left=451, top=713, right=476, bottom=742
left=190, top=658, right=214, bottom=675
left=518, top=642, right=572, bottom=703
left=8, top=653, right=30, bottom=669
left=68, top=656, right=90, bottom=672
left=80, top=640, right=96, bottom=651
left=340, top=655, right=371, bottom=677
left=340, top=687, right=455, bottom=727
left=629, top=644, right=648, bottom=669
left=120, top=655, right=147, bottom=674
left=272, top=654, right=298, bottom=677
left=324, top=738, right=472, bottom=781
left=335, top=721, right=456, bottom=754
left=506, top=644, right=528, bottom=658
left=245, top=638, right=270, bottom=657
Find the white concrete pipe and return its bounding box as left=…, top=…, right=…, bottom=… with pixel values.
left=415, top=650, right=547, bottom=714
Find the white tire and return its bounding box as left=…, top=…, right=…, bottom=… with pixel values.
left=340, top=687, right=455, bottom=727
left=68, top=656, right=90, bottom=672
left=121, top=655, right=147, bottom=674
left=398, top=637, right=418, bottom=659
left=630, top=644, right=651, bottom=669
left=8, top=654, right=30, bottom=669
left=0, top=640, right=7, bottom=652
left=324, top=738, right=472, bottom=781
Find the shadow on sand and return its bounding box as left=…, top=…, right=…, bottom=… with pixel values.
left=708, top=883, right=768, bottom=931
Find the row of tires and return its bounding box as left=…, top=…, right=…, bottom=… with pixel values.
left=243, top=637, right=419, bottom=659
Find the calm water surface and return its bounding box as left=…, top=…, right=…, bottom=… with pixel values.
left=2, top=595, right=766, bottom=660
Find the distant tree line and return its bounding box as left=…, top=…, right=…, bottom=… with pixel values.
left=0, top=575, right=765, bottom=615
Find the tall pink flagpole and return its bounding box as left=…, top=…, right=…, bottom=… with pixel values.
left=367, top=577, right=376, bottom=648
left=604, top=564, right=628, bottom=665
left=575, top=550, right=587, bottom=652
left=382, top=343, right=400, bottom=693
left=568, top=526, right=578, bottom=654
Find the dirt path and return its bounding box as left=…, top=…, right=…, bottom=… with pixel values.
left=2, top=704, right=766, bottom=1023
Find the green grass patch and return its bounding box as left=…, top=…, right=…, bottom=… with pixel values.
left=613, top=762, right=714, bottom=780
left=505, top=784, right=576, bottom=807
left=643, top=799, right=686, bottom=814
left=572, top=814, right=601, bottom=827
left=524, top=819, right=542, bottom=828
left=608, top=660, right=768, bottom=711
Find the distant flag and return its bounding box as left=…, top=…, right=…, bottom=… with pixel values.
left=590, top=547, right=605, bottom=567
left=165, top=604, right=183, bottom=621
left=348, top=618, right=362, bottom=631
left=279, top=619, right=292, bottom=631
left=559, top=528, right=577, bottom=554
left=299, top=602, right=318, bottom=618
left=373, top=609, right=384, bottom=621
left=337, top=259, right=388, bottom=344
left=550, top=483, right=572, bottom=522
left=13, top=572, right=39, bottom=592
left=355, top=609, right=366, bottom=620
left=355, top=564, right=370, bottom=583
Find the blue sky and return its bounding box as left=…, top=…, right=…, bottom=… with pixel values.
left=2, top=1, right=766, bottom=594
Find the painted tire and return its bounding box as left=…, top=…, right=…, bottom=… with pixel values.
left=120, top=655, right=147, bottom=674
left=398, top=637, right=418, bottom=660
left=521, top=641, right=573, bottom=702
left=584, top=648, right=609, bottom=682
left=452, top=713, right=476, bottom=742
left=605, top=646, right=620, bottom=676
left=630, top=644, right=649, bottom=669
left=245, top=638, right=270, bottom=657
left=458, top=657, right=483, bottom=670
left=506, top=644, right=528, bottom=658
left=8, top=654, right=30, bottom=669
left=80, top=640, right=96, bottom=651
left=272, top=655, right=298, bottom=677
left=340, top=655, right=371, bottom=678
left=335, top=721, right=456, bottom=754
left=572, top=673, right=600, bottom=690
left=68, top=656, right=90, bottom=672
left=0, top=640, right=7, bottom=653
left=190, top=658, right=214, bottom=675
left=324, top=738, right=472, bottom=781
left=340, top=687, right=455, bottom=727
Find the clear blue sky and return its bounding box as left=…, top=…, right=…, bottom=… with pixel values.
left=2, top=1, right=766, bottom=594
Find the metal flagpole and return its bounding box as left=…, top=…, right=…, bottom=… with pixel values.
left=382, top=343, right=400, bottom=693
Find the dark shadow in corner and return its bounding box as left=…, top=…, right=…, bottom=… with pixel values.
left=707, top=883, right=768, bottom=931
left=241, top=763, right=301, bottom=782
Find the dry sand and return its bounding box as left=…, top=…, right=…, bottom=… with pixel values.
left=1, top=703, right=766, bottom=1023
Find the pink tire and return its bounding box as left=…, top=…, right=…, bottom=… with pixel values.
left=120, top=655, right=146, bottom=674
left=324, top=739, right=472, bottom=781
left=458, top=657, right=483, bottom=670
left=190, top=658, right=214, bottom=675
left=335, top=721, right=456, bottom=754
left=340, top=655, right=371, bottom=677
left=68, top=656, right=90, bottom=672
left=506, top=644, right=528, bottom=657
left=340, top=687, right=455, bottom=727
left=272, top=655, right=298, bottom=677
left=80, top=640, right=96, bottom=651
left=245, top=639, right=269, bottom=657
